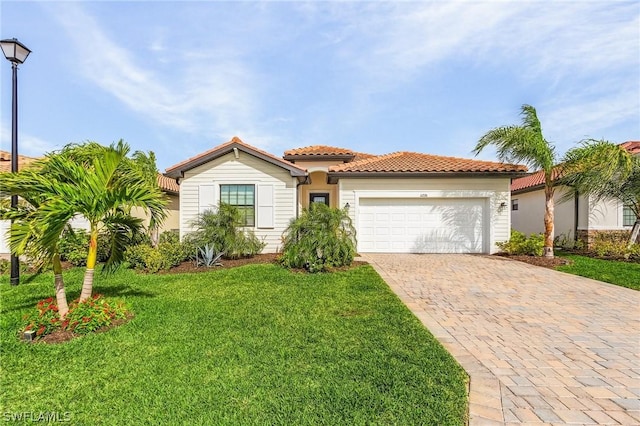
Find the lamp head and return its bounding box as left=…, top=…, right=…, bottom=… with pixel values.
left=1, top=38, right=31, bottom=64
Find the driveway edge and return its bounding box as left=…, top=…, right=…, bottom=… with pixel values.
left=366, top=257, right=507, bottom=426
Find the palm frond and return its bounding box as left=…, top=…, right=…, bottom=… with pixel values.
left=101, top=210, right=143, bottom=273
left=560, top=139, right=637, bottom=206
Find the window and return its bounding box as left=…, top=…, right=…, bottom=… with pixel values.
left=511, top=199, right=519, bottom=211
left=220, top=184, right=255, bottom=227
left=623, top=203, right=636, bottom=227
left=310, top=193, right=330, bottom=206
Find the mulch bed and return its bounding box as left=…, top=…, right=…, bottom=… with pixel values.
left=31, top=313, right=135, bottom=345
left=493, top=253, right=572, bottom=269
left=160, top=253, right=281, bottom=274
left=158, top=253, right=369, bottom=274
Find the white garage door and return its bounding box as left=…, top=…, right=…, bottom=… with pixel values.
left=357, top=198, right=486, bottom=253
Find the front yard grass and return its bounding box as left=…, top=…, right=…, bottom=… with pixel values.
left=0, top=264, right=467, bottom=425
left=556, top=253, right=640, bottom=290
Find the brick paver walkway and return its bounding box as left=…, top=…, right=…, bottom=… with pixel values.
left=363, top=254, right=640, bottom=425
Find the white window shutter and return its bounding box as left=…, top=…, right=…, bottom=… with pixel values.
left=257, top=184, right=274, bottom=228
left=198, top=185, right=217, bottom=214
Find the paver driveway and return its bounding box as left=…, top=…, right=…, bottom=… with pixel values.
left=363, top=254, right=640, bottom=425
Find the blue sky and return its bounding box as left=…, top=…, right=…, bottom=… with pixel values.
left=1, top=1, right=638, bottom=172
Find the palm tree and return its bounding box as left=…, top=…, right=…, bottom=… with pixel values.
left=41, top=141, right=167, bottom=301
left=1, top=163, right=75, bottom=317
left=561, top=139, right=639, bottom=246
left=474, top=104, right=557, bottom=257
left=1, top=142, right=167, bottom=310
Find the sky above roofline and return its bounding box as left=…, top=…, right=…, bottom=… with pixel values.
left=1, top=1, right=638, bottom=171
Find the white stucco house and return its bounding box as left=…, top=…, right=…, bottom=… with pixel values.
left=164, top=137, right=527, bottom=254
left=510, top=141, right=639, bottom=245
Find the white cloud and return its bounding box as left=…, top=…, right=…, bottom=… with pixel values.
left=0, top=124, right=62, bottom=157
left=315, top=1, right=640, bottom=151
left=37, top=1, right=638, bottom=163
left=44, top=3, right=267, bottom=148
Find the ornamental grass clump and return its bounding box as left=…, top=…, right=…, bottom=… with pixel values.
left=280, top=203, right=356, bottom=272
left=23, top=294, right=128, bottom=339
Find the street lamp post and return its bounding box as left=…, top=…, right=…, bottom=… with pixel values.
left=1, top=38, right=31, bottom=286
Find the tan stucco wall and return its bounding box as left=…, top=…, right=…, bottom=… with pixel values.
left=131, top=192, right=180, bottom=235
left=300, top=171, right=339, bottom=209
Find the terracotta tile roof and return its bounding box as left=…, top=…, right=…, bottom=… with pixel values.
left=329, top=151, right=527, bottom=174
left=283, top=145, right=376, bottom=163
left=510, top=167, right=563, bottom=192
left=284, top=145, right=355, bottom=156
left=512, top=141, right=640, bottom=193
left=165, top=136, right=307, bottom=178
left=0, top=150, right=40, bottom=172
left=1, top=150, right=178, bottom=194
left=157, top=174, right=179, bottom=194
left=621, top=141, right=640, bottom=154
left=352, top=152, right=377, bottom=162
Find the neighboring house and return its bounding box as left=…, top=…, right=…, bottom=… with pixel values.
left=165, top=137, right=527, bottom=254
left=1, top=151, right=43, bottom=256
left=510, top=141, right=639, bottom=245
left=131, top=174, right=180, bottom=238
left=0, top=150, right=180, bottom=256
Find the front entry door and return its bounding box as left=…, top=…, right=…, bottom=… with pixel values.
left=310, top=193, right=330, bottom=206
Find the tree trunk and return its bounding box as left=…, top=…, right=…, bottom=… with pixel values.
left=79, top=226, right=98, bottom=302
left=52, top=253, right=69, bottom=318
left=629, top=219, right=640, bottom=248
left=543, top=185, right=555, bottom=258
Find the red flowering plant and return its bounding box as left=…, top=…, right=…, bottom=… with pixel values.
left=62, top=294, right=128, bottom=334
left=23, top=297, right=60, bottom=337
left=22, top=294, right=129, bottom=339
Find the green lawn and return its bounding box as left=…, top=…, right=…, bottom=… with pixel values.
left=557, top=253, right=640, bottom=290
left=0, top=265, right=467, bottom=425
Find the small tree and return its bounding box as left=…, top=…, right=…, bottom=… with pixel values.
left=280, top=203, right=356, bottom=272
left=474, top=104, right=557, bottom=257
left=561, top=139, right=639, bottom=246
left=1, top=161, right=75, bottom=317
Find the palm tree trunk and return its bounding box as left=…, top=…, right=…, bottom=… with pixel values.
left=52, top=253, right=69, bottom=318
left=629, top=218, right=640, bottom=248
left=79, top=226, right=98, bottom=302
left=543, top=186, right=555, bottom=258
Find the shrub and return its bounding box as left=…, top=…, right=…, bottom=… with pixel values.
left=280, top=203, right=356, bottom=272
left=159, top=230, right=180, bottom=245
left=124, top=232, right=191, bottom=272
left=158, top=240, right=191, bottom=268
left=497, top=230, right=544, bottom=256
left=124, top=244, right=167, bottom=273
left=590, top=239, right=640, bottom=260
left=185, top=203, right=265, bottom=259
left=23, top=295, right=129, bottom=339
left=58, top=229, right=90, bottom=266
left=58, top=228, right=113, bottom=266
left=0, top=259, right=9, bottom=275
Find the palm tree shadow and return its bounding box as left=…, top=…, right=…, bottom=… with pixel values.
left=95, top=285, right=156, bottom=298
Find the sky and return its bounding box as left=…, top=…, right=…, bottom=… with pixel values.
left=1, top=1, right=638, bottom=172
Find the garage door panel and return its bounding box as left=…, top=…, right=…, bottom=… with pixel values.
left=357, top=198, right=485, bottom=254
